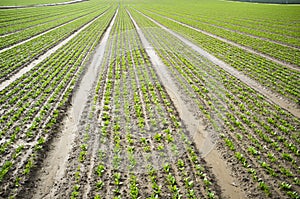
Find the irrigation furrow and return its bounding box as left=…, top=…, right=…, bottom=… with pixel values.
left=10, top=35, right=92, bottom=197
left=81, top=8, right=118, bottom=198
left=135, top=9, right=300, bottom=119
left=0, top=5, right=112, bottom=197
left=29, top=7, right=118, bottom=199
left=127, top=9, right=246, bottom=199
left=0, top=10, right=109, bottom=92
left=146, top=10, right=300, bottom=72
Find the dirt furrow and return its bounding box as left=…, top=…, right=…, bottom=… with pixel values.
left=28, top=8, right=118, bottom=199
left=127, top=9, right=246, bottom=199
left=136, top=9, right=300, bottom=119
left=0, top=10, right=109, bottom=92
left=81, top=9, right=118, bottom=199
left=147, top=10, right=300, bottom=72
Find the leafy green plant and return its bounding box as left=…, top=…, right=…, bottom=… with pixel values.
left=0, top=161, right=12, bottom=182
left=96, top=165, right=105, bottom=177
left=96, top=180, right=104, bottom=190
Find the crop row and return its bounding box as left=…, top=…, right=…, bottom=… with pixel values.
left=160, top=10, right=300, bottom=48
left=0, top=5, right=111, bottom=83
left=0, top=0, right=96, bottom=27
left=133, top=9, right=300, bottom=104
left=0, top=0, right=69, bottom=6
left=142, top=9, right=300, bottom=66
left=129, top=8, right=300, bottom=198
left=0, top=1, right=98, bottom=34
left=146, top=1, right=300, bottom=38
left=0, top=7, right=116, bottom=198
left=146, top=4, right=300, bottom=47
left=0, top=4, right=102, bottom=49
left=0, top=6, right=59, bottom=25
left=0, top=8, right=66, bottom=31
left=57, top=7, right=221, bottom=199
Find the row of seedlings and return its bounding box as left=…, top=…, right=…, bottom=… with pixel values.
left=129, top=9, right=299, bottom=198
left=134, top=9, right=300, bottom=103
left=0, top=7, right=116, bottom=198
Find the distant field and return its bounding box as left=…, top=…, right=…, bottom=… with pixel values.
left=230, top=0, right=300, bottom=3
left=0, top=0, right=74, bottom=6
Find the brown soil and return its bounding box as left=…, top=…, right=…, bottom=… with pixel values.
left=128, top=9, right=246, bottom=198
left=13, top=6, right=298, bottom=199
left=29, top=111, right=77, bottom=198
left=24, top=9, right=118, bottom=199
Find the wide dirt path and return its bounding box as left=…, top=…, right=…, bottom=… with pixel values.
left=128, top=9, right=246, bottom=199
left=26, top=8, right=118, bottom=199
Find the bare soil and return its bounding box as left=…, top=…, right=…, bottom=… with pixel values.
left=14, top=6, right=298, bottom=199
left=23, top=9, right=118, bottom=199
left=129, top=10, right=245, bottom=199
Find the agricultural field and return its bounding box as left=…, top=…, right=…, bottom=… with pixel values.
left=0, top=0, right=85, bottom=6
left=0, top=0, right=299, bottom=198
